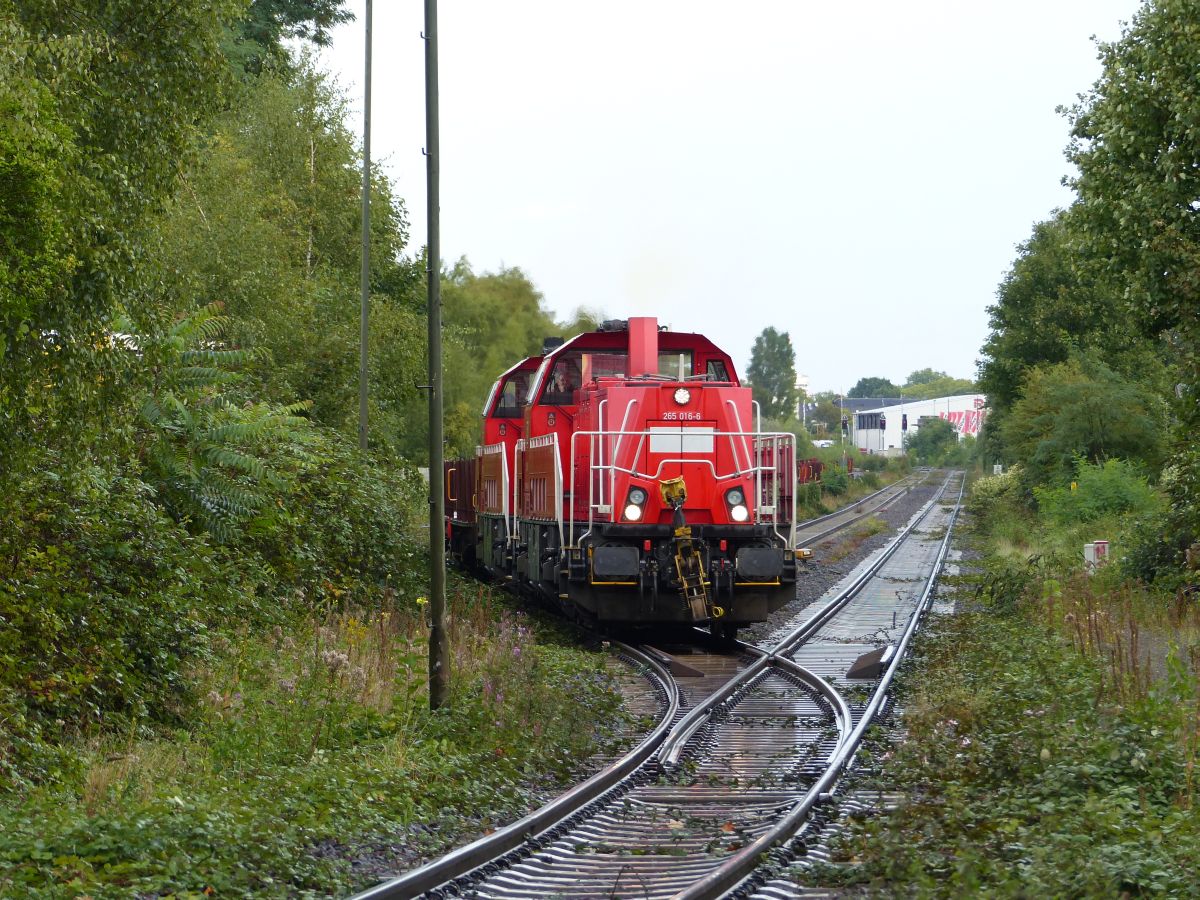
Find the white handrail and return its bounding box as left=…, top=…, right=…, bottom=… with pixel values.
left=566, top=427, right=796, bottom=543
left=722, top=400, right=753, bottom=475
left=511, top=439, right=523, bottom=546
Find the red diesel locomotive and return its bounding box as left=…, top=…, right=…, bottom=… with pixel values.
left=444, top=317, right=802, bottom=638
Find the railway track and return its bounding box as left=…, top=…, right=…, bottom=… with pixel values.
left=353, top=470, right=963, bottom=899
left=792, top=468, right=930, bottom=550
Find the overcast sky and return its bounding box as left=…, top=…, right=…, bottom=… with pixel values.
left=317, top=0, right=1139, bottom=395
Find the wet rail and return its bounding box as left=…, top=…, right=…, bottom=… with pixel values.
left=350, top=643, right=679, bottom=899
left=352, top=471, right=964, bottom=899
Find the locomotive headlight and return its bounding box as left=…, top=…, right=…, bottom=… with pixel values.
left=673, top=388, right=690, bottom=405
left=624, top=485, right=648, bottom=521
left=726, top=487, right=749, bottom=522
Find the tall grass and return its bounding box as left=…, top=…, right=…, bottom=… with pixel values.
left=0, top=578, right=626, bottom=897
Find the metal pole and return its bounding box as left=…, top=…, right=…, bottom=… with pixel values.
left=426, top=0, right=449, bottom=710
left=358, top=0, right=372, bottom=451
left=840, top=395, right=846, bottom=470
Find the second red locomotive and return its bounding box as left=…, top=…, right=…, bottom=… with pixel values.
left=445, top=317, right=802, bottom=639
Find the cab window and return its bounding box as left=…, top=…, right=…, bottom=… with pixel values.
left=706, top=359, right=730, bottom=381
left=541, top=351, right=628, bottom=404
left=657, top=351, right=693, bottom=380
left=494, top=373, right=529, bottom=418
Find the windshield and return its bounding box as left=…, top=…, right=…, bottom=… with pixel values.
left=494, top=371, right=531, bottom=418
left=658, top=351, right=693, bottom=379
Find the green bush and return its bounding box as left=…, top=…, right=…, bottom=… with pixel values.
left=1035, top=458, right=1162, bottom=526
left=942, top=433, right=977, bottom=467
left=1119, top=506, right=1193, bottom=587
left=823, top=470, right=849, bottom=496
left=0, top=588, right=628, bottom=897
left=824, top=610, right=1200, bottom=895
left=796, top=481, right=823, bottom=511
left=248, top=432, right=427, bottom=604
left=0, top=456, right=263, bottom=771
left=905, top=417, right=958, bottom=464
left=857, top=454, right=887, bottom=472
left=967, top=465, right=1026, bottom=519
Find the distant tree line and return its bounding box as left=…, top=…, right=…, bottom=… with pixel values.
left=743, top=328, right=974, bottom=446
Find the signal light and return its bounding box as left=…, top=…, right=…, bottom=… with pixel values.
left=879, top=414, right=887, bottom=429
left=725, top=487, right=750, bottom=523
left=841, top=416, right=848, bottom=433
left=624, top=484, right=649, bottom=522
left=902, top=413, right=908, bottom=431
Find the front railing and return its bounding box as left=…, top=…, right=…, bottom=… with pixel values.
left=567, top=426, right=797, bottom=549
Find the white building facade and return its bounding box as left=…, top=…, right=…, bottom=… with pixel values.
left=853, top=394, right=987, bottom=455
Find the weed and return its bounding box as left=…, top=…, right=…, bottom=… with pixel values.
left=822, top=517, right=889, bottom=564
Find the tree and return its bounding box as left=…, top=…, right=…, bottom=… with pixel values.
left=901, top=375, right=977, bottom=401
left=977, top=209, right=1164, bottom=415
left=143, top=64, right=425, bottom=454
left=438, top=259, right=567, bottom=455
left=1000, top=354, right=1166, bottom=488
left=905, top=416, right=958, bottom=465
left=1, top=0, right=241, bottom=484
left=1067, top=0, right=1200, bottom=534
left=227, top=0, right=354, bottom=72
left=848, top=376, right=899, bottom=399
left=808, top=391, right=843, bottom=436
left=905, top=368, right=949, bottom=387
left=746, top=327, right=799, bottom=420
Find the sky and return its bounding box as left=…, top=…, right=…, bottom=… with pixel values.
left=316, top=0, right=1141, bottom=395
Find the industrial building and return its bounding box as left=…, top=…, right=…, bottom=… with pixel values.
left=852, top=394, right=987, bottom=455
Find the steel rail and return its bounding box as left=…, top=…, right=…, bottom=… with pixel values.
left=658, top=473, right=953, bottom=766
left=349, top=641, right=679, bottom=900
left=670, top=473, right=966, bottom=900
